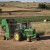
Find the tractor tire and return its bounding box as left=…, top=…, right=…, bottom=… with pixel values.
left=36, top=34, right=40, bottom=41
left=4, top=36, right=9, bottom=40
left=14, top=32, right=22, bottom=41
left=27, top=37, right=32, bottom=42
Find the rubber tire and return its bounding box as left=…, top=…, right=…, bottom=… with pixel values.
left=14, top=32, right=22, bottom=41
left=36, top=34, right=40, bottom=41
left=4, top=36, right=10, bottom=40
left=27, top=37, right=32, bottom=42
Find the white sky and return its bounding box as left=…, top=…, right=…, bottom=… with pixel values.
left=0, top=0, right=50, bottom=2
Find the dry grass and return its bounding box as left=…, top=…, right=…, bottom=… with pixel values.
left=0, top=2, right=38, bottom=9
left=0, top=2, right=50, bottom=17
left=0, top=2, right=50, bottom=50
left=0, top=37, right=50, bottom=50
left=0, top=9, right=50, bottom=18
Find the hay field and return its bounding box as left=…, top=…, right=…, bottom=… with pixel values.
left=0, top=2, right=50, bottom=18
left=0, top=2, right=38, bottom=9
left=0, top=2, right=50, bottom=50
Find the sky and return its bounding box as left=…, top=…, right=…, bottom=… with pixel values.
left=0, top=0, right=50, bottom=2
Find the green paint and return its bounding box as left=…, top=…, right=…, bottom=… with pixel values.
left=24, top=28, right=36, bottom=37
left=1, top=19, right=10, bottom=39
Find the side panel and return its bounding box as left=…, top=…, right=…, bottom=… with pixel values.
left=24, top=28, right=36, bottom=37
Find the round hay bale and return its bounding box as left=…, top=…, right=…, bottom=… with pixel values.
left=44, top=19, right=47, bottom=22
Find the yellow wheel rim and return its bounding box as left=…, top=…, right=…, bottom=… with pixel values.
left=14, top=33, right=19, bottom=41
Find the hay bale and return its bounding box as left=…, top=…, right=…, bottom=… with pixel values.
left=44, top=19, right=47, bottom=22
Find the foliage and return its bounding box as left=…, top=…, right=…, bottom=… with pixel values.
left=0, top=16, right=50, bottom=24
left=38, top=3, right=47, bottom=9
left=15, top=16, right=50, bottom=22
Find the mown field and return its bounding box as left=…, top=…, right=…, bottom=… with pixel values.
left=0, top=2, right=50, bottom=50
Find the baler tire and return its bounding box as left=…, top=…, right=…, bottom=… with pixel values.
left=36, top=34, right=40, bottom=41
left=14, top=32, right=22, bottom=41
